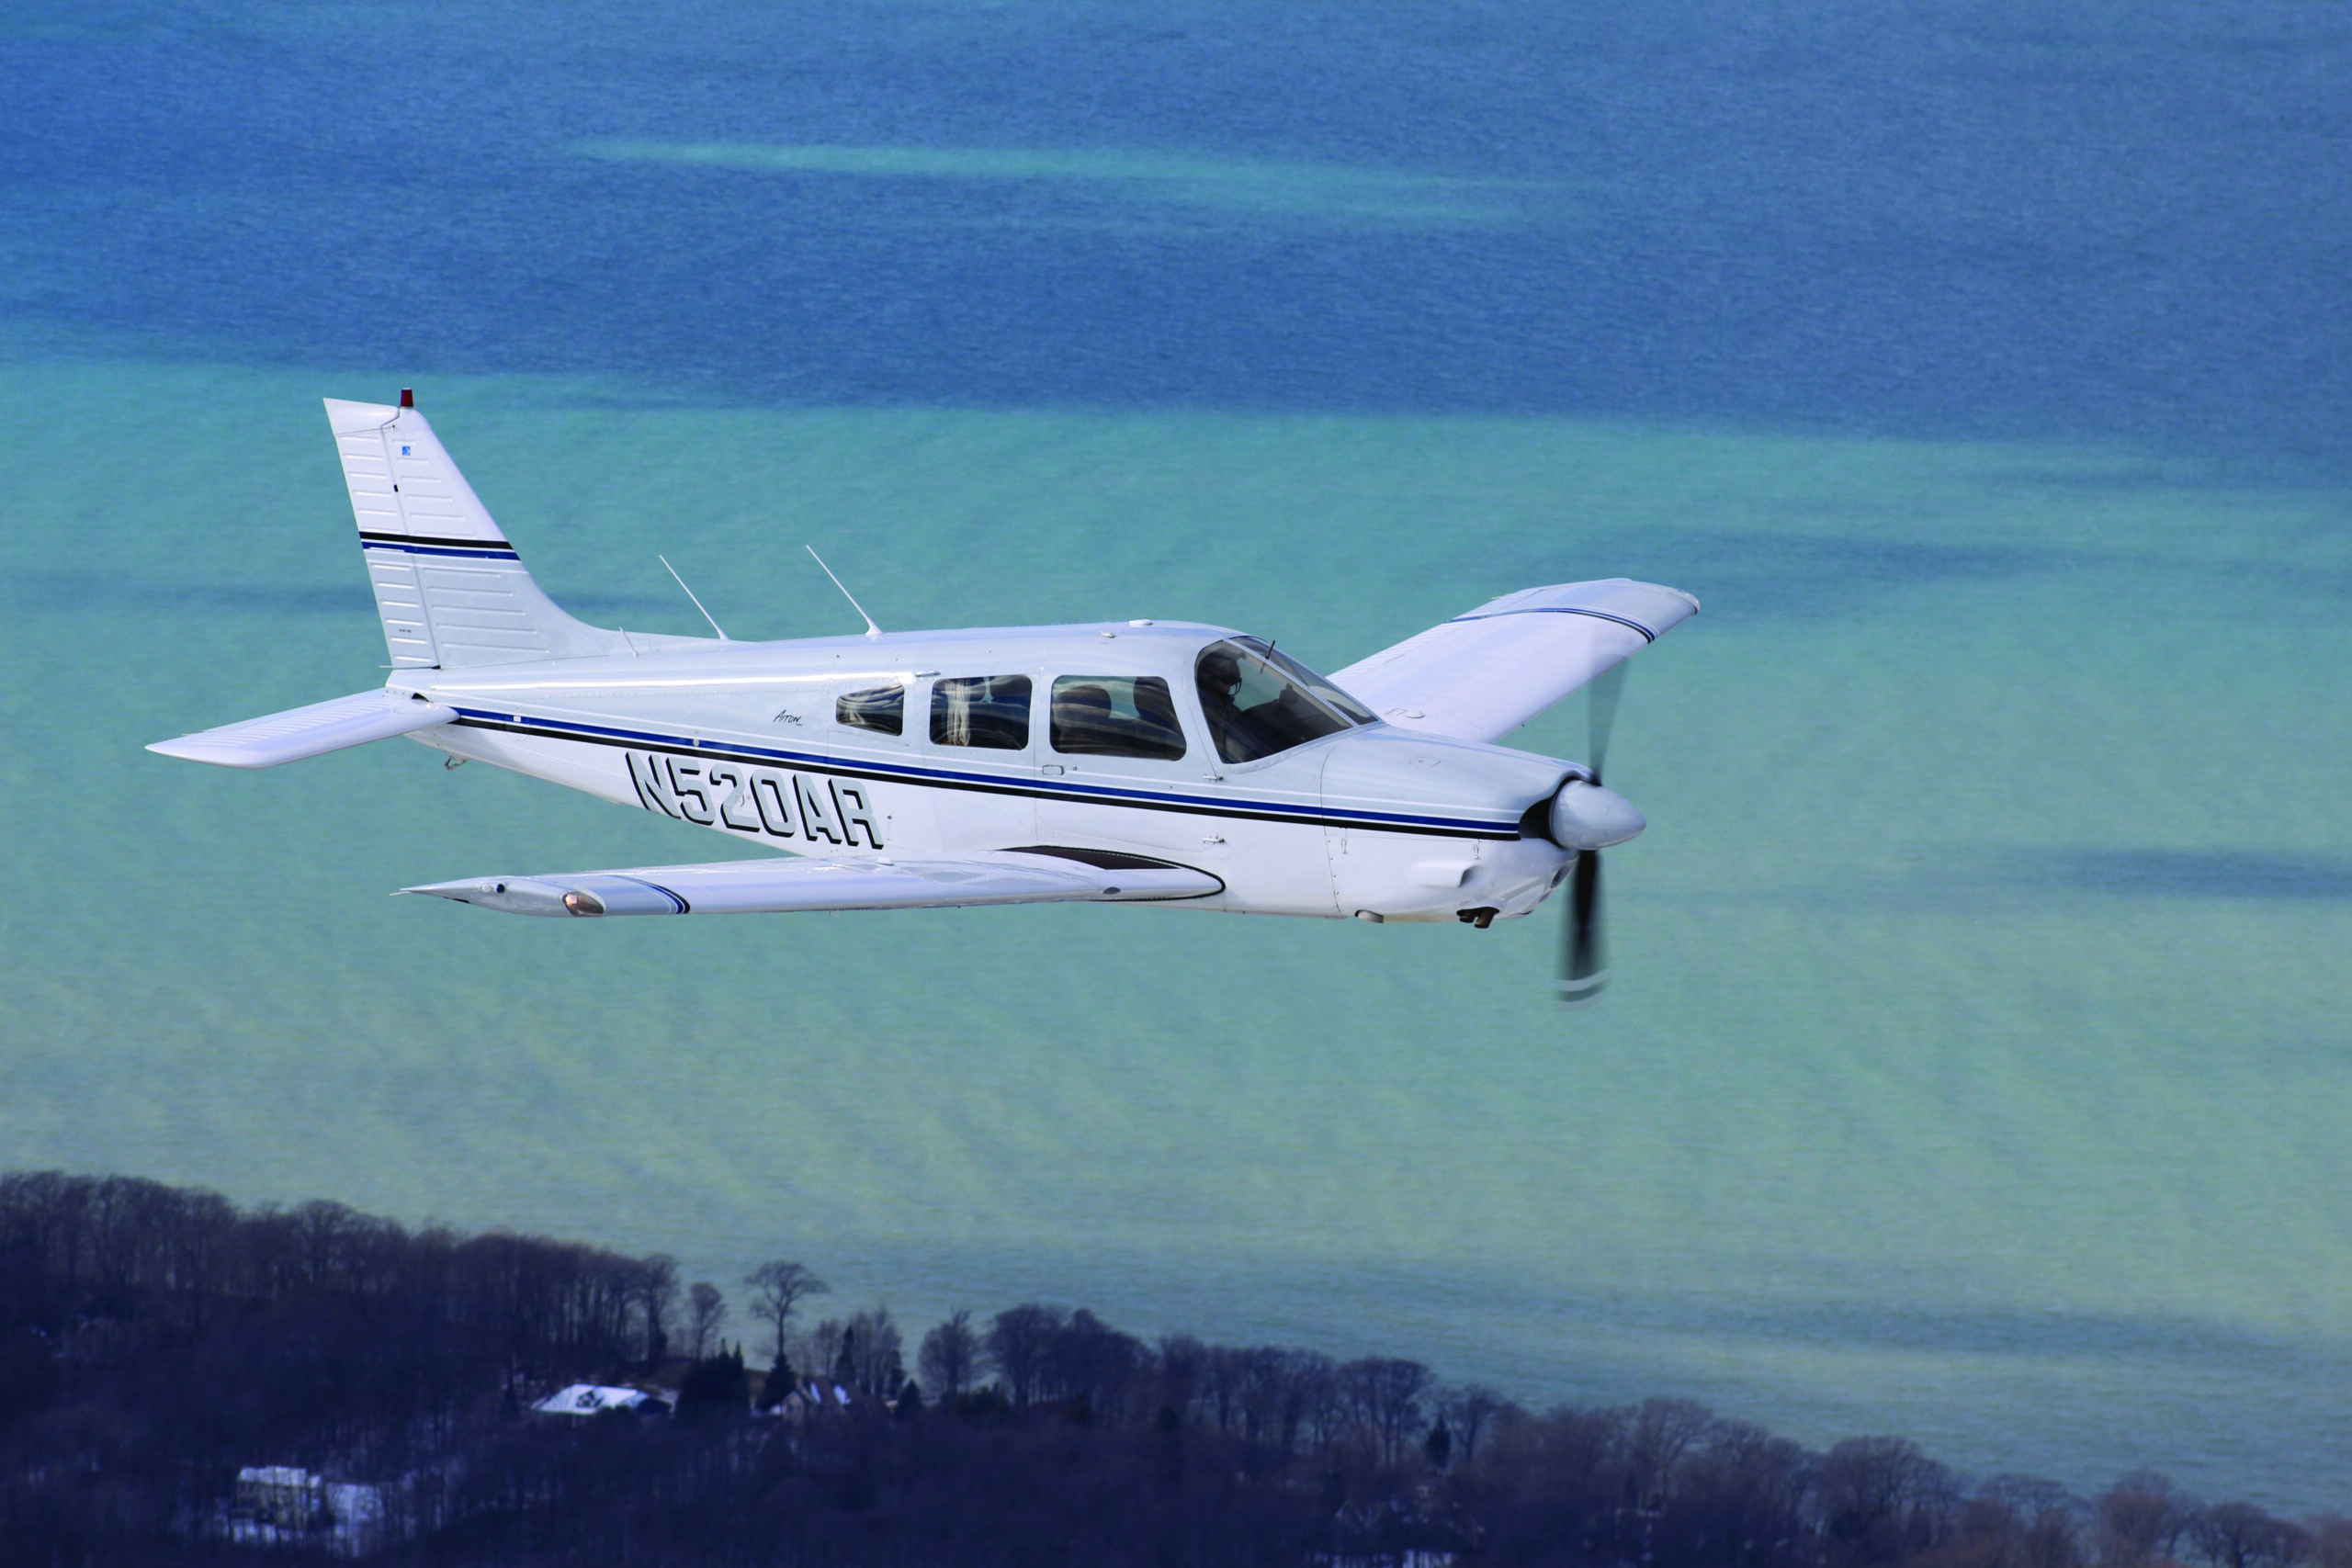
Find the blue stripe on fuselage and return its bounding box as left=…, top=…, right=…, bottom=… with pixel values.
left=447, top=708, right=1518, bottom=839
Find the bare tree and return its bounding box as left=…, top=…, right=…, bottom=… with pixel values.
left=1963, top=1474, right=2084, bottom=1568
left=843, top=1306, right=905, bottom=1397
left=2193, top=1501, right=2306, bottom=1568
left=1980, top=1474, right=2075, bottom=1519
left=2098, top=1472, right=2199, bottom=1566
left=1157, top=1335, right=1204, bottom=1422
left=918, top=1309, right=978, bottom=1402
left=632, top=1254, right=678, bottom=1362
left=742, top=1258, right=828, bottom=1363
left=1202, top=1344, right=1246, bottom=1433
left=1623, top=1396, right=1716, bottom=1506
left=1675, top=1417, right=1813, bottom=1563
left=1338, top=1357, right=1431, bottom=1469
left=685, top=1281, right=726, bottom=1360
left=1280, top=1350, right=1338, bottom=1456
left=986, top=1303, right=1066, bottom=1410
left=2305, top=1514, right=2352, bottom=1568
left=800, top=1317, right=848, bottom=1385
left=1441, top=1384, right=1505, bottom=1464
left=1047, top=1310, right=1144, bottom=1422
left=1816, top=1436, right=1955, bottom=1561
left=1238, top=1347, right=1290, bottom=1450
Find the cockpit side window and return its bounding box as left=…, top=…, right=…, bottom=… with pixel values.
left=1050, top=676, right=1187, bottom=760
left=931, top=675, right=1032, bottom=750
left=1194, top=637, right=1367, bottom=764
left=836, top=683, right=905, bottom=736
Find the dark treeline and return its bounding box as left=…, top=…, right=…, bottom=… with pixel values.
left=4, top=1171, right=2346, bottom=1568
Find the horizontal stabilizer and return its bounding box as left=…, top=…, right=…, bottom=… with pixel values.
left=1332, top=578, right=1699, bottom=744
left=148, top=689, right=458, bottom=769
left=401, top=849, right=1223, bottom=917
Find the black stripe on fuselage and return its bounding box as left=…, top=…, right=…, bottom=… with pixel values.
left=449, top=715, right=1522, bottom=841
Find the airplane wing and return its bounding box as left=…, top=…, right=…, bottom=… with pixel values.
left=148, top=689, right=458, bottom=768
left=401, top=848, right=1222, bottom=917
left=1329, top=578, right=1699, bottom=744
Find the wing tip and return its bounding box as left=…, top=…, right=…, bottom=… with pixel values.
left=146, top=737, right=270, bottom=768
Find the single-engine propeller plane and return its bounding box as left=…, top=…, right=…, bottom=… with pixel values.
left=150, top=394, right=1698, bottom=1003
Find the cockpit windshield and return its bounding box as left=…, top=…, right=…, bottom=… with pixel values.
left=1194, top=637, right=1377, bottom=764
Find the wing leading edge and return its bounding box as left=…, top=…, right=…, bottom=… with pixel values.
left=1330, top=578, right=1699, bottom=745
left=402, top=849, right=1223, bottom=917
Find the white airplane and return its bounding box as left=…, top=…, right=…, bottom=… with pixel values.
left=151, top=393, right=1698, bottom=1003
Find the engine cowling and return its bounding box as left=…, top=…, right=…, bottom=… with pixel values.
left=1547, top=778, right=1645, bottom=850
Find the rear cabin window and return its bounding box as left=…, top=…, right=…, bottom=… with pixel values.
left=931, top=675, right=1032, bottom=750
left=1049, top=676, right=1187, bottom=761
left=1194, top=638, right=1368, bottom=764
left=835, top=683, right=905, bottom=736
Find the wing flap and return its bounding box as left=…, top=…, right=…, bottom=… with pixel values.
left=148, top=689, right=458, bottom=769
left=1330, top=578, right=1699, bottom=744
left=401, top=850, right=1222, bottom=917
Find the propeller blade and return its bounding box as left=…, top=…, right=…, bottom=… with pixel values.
left=1587, top=662, right=1626, bottom=784
left=1559, top=850, right=1608, bottom=1007
left=1560, top=663, right=1628, bottom=1007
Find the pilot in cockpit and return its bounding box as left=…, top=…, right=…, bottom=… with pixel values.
left=1196, top=645, right=1249, bottom=757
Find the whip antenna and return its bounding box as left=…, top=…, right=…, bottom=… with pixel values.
left=806, top=547, right=882, bottom=639
left=659, top=555, right=729, bottom=641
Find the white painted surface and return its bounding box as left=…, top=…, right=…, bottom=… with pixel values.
left=146, top=689, right=457, bottom=768
left=1332, top=577, right=1699, bottom=743
left=403, top=850, right=1221, bottom=917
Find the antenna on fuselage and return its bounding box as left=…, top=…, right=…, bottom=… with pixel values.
left=658, top=555, right=730, bottom=641
left=805, top=546, right=882, bottom=640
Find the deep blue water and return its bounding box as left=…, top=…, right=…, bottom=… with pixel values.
left=6, top=2, right=2346, bottom=460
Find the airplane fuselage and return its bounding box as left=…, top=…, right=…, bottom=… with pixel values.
left=398, top=619, right=1584, bottom=924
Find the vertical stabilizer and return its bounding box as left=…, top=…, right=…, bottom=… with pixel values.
left=325, top=396, right=628, bottom=668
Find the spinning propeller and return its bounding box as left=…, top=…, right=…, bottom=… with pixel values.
left=1555, top=663, right=1633, bottom=1008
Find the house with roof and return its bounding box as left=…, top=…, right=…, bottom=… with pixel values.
left=226, top=1465, right=390, bottom=1556
left=760, top=1377, right=887, bottom=1424
left=529, top=1382, right=672, bottom=1418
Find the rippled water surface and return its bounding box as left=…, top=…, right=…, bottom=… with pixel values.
left=3, top=0, right=2347, bottom=1511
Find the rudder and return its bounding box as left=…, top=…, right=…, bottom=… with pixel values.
left=326, top=394, right=628, bottom=669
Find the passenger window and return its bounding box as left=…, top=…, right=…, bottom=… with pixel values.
left=1050, top=677, right=1187, bottom=761
left=836, top=683, right=905, bottom=736
left=931, top=675, right=1032, bottom=750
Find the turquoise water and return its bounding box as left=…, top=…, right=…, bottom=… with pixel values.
left=5, top=0, right=2349, bottom=1512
